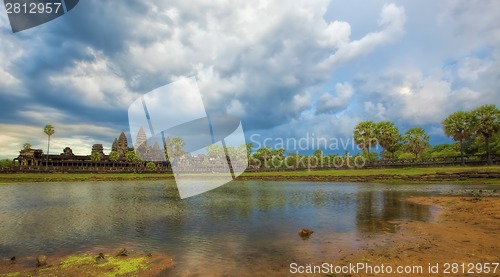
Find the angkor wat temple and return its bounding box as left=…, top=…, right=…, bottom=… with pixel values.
left=15, top=130, right=170, bottom=172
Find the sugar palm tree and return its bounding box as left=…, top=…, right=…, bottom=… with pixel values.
left=471, top=105, right=500, bottom=165
left=403, top=127, right=429, bottom=159
left=43, top=124, right=55, bottom=169
left=442, top=111, right=473, bottom=165
left=353, top=121, right=378, bottom=156
left=376, top=121, right=401, bottom=159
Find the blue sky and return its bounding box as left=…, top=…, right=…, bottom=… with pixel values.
left=0, top=0, right=499, bottom=158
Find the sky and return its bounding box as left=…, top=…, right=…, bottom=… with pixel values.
left=0, top=0, right=499, bottom=159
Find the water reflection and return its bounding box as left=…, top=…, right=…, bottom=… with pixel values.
left=0, top=181, right=494, bottom=275
left=355, top=190, right=432, bottom=233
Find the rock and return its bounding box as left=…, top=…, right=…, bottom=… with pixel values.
left=10, top=256, right=15, bottom=261
left=298, top=228, right=314, bottom=239
left=115, top=248, right=128, bottom=257
left=95, top=253, right=106, bottom=264
left=37, top=255, right=47, bottom=267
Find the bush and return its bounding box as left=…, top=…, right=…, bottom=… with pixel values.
left=397, top=152, right=415, bottom=160
left=0, top=159, right=15, bottom=169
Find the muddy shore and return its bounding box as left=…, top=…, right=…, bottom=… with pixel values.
left=333, top=196, right=500, bottom=276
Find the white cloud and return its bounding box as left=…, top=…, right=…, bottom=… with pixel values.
left=319, top=3, right=406, bottom=69
left=315, top=82, right=354, bottom=114
left=457, top=56, right=491, bottom=82
left=357, top=70, right=486, bottom=126
left=49, top=48, right=139, bottom=108
left=0, top=27, right=24, bottom=96
left=226, top=99, right=245, bottom=117
left=292, top=92, right=312, bottom=114
left=364, top=101, right=386, bottom=119
left=438, top=0, right=500, bottom=47
left=17, top=105, right=70, bottom=125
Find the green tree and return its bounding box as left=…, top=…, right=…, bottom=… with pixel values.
left=403, top=127, right=429, bottom=159
left=353, top=121, right=378, bottom=156
left=284, top=153, right=300, bottom=168
left=442, top=111, right=473, bottom=165
left=125, top=151, right=137, bottom=163
left=428, top=143, right=459, bottom=158
left=471, top=105, right=500, bottom=165
left=109, top=150, right=120, bottom=167
left=165, top=137, right=185, bottom=164
left=270, top=148, right=285, bottom=168
left=91, top=151, right=102, bottom=162
left=146, top=161, right=156, bottom=170
left=43, top=124, right=55, bottom=169
left=206, top=144, right=225, bottom=159
left=0, top=159, right=14, bottom=169
left=23, top=143, right=32, bottom=150
left=246, top=143, right=253, bottom=165
left=376, top=121, right=401, bottom=159
left=252, top=146, right=272, bottom=167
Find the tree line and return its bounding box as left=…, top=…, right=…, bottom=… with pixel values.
left=353, top=104, right=500, bottom=165
left=247, top=104, right=499, bottom=168
left=3, top=105, right=497, bottom=170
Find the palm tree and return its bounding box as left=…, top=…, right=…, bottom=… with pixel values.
left=403, top=127, right=429, bottom=159
left=43, top=124, right=55, bottom=169
left=253, top=146, right=272, bottom=167
left=376, top=121, right=401, bottom=159
left=442, top=111, right=473, bottom=165
left=471, top=105, right=500, bottom=165
left=353, top=121, right=378, bottom=157
left=91, top=151, right=102, bottom=162
left=109, top=150, right=120, bottom=167
left=246, top=143, right=253, bottom=165
left=164, top=137, right=186, bottom=164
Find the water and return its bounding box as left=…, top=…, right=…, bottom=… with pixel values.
left=0, top=181, right=496, bottom=275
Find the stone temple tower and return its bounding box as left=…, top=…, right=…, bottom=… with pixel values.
left=116, top=131, right=129, bottom=157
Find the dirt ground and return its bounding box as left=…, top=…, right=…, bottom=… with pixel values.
left=335, top=196, right=500, bottom=276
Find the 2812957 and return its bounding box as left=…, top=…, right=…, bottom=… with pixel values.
left=5, top=2, right=62, bottom=14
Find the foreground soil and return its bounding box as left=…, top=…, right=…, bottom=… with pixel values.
left=335, top=196, right=500, bottom=276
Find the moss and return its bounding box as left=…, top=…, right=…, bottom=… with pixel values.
left=99, top=256, right=148, bottom=277
left=36, top=253, right=149, bottom=277
left=59, top=254, right=95, bottom=268
left=0, top=272, right=21, bottom=277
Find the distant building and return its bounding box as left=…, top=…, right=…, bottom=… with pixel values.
left=15, top=131, right=170, bottom=172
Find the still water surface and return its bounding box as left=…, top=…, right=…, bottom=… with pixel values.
left=0, top=181, right=495, bottom=275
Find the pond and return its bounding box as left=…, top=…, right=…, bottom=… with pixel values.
left=0, top=181, right=495, bottom=275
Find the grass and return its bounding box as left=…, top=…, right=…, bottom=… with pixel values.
left=0, top=165, right=499, bottom=184
left=0, top=172, right=173, bottom=183
left=241, top=166, right=500, bottom=177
